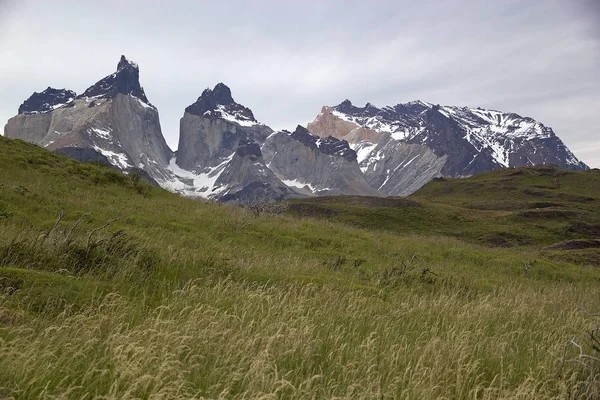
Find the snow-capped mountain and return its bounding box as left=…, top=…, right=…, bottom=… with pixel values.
left=307, top=100, right=588, bottom=195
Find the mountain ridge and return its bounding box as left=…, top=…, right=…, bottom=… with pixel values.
left=3, top=55, right=588, bottom=202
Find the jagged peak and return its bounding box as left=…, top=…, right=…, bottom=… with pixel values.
left=185, top=83, right=257, bottom=125
left=117, top=55, right=139, bottom=71
left=18, top=87, right=77, bottom=114
left=193, top=83, right=235, bottom=108
left=78, top=55, right=150, bottom=105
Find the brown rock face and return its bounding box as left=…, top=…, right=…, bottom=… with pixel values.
left=307, top=106, right=384, bottom=145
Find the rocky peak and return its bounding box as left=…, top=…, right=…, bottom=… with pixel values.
left=185, top=83, right=257, bottom=125
left=18, top=87, right=76, bottom=114
left=78, top=55, right=150, bottom=104
left=290, top=125, right=318, bottom=150
left=334, top=100, right=381, bottom=119
left=117, top=55, right=138, bottom=72
left=335, top=99, right=367, bottom=116
left=211, top=83, right=235, bottom=105
left=186, top=83, right=234, bottom=113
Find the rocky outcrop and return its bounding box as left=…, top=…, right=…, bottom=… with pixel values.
left=18, top=87, right=76, bottom=114
left=262, top=126, right=382, bottom=196
left=53, top=147, right=111, bottom=165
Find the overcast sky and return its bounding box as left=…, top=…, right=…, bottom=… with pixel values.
left=1, top=0, right=598, bottom=167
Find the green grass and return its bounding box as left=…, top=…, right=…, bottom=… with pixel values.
left=286, top=166, right=600, bottom=259
left=0, top=136, right=599, bottom=398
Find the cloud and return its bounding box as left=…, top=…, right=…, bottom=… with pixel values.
left=1, top=0, right=598, bottom=167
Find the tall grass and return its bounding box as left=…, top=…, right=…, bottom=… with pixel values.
left=1, top=278, right=599, bottom=398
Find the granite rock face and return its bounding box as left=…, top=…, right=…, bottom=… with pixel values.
left=166, top=84, right=297, bottom=201
left=262, top=126, right=381, bottom=196
left=5, top=56, right=173, bottom=182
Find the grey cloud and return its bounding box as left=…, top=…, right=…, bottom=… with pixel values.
left=1, top=0, right=598, bottom=167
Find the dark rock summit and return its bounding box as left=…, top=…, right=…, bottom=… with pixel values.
left=18, top=88, right=76, bottom=114
left=78, top=55, right=151, bottom=104
left=235, top=137, right=262, bottom=160
left=185, top=83, right=256, bottom=123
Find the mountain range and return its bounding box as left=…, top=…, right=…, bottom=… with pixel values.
left=3, top=56, right=588, bottom=202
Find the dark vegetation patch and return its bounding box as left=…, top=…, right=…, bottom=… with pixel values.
left=478, top=232, right=531, bottom=248
left=529, top=165, right=569, bottom=177
left=565, top=222, right=600, bottom=238
left=558, top=194, right=597, bottom=204
left=523, top=189, right=547, bottom=197
left=525, top=202, right=563, bottom=209
left=505, top=169, right=524, bottom=176
left=545, top=240, right=600, bottom=251
left=292, top=196, right=421, bottom=208
left=542, top=249, right=600, bottom=267
left=515, top=209, right=590, bottom=220
left=287, top=203, right=340, bottom=218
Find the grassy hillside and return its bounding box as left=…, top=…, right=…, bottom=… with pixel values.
left=287, top=166, right=600, bottom=266
left=0, top=136, right=599, bottom=398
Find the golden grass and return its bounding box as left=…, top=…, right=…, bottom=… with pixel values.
left=1, top=278, right=599, bottom=399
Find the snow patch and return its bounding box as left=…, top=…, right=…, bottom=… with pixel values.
left=281, top=178, right=330, bottom=194
left=216, top=105, right=259, bottom=127
left=134, top=97, right=155, bottom=110
left=92, top=146, right=133, bottom=169
left=354, top=142, right=377, bottom=164
left=90, top=127, right=112, bottom=140
left=162, top=154, right=234, bottom=198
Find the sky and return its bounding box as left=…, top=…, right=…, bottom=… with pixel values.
left=1, top=0, right=599, bottom=167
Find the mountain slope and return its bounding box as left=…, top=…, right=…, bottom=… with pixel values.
left=262, top=126, right=382, bottom=196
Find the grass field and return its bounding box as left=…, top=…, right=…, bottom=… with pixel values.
left=0, top=136, right=599, bottom=399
